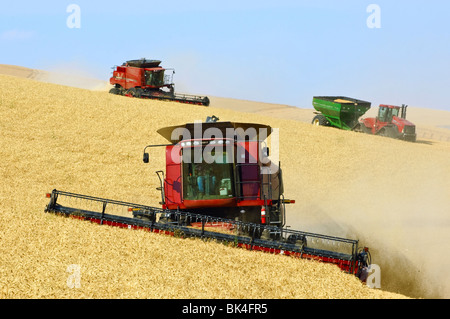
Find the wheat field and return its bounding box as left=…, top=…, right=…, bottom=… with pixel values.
left=1, top=71, right=449, bottom=298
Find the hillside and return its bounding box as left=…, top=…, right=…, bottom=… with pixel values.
left=0, top=68, right=449, bottom=298
left=2, top=64, right=449, bottom=143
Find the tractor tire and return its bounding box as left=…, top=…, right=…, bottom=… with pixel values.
left=311, top=114, right=330, bottom=126
left=360, top=124, right=372, bottom=134
left=378, top=126, right=400, bottom=139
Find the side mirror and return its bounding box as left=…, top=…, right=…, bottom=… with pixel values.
left=143, top=152, right=149, bottom=163
left=262, top=147, right=269, bottom=157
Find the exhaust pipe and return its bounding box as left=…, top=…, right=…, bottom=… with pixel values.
left=401, top=104, right=408, bottom=119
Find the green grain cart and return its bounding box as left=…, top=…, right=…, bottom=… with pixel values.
left=312, top=96, right=371, bottom=131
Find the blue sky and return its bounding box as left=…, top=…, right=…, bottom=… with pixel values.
left=1, top=0, right=450, bottom=111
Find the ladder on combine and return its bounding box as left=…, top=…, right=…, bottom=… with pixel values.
left=45, top=189, right=371, bottom=279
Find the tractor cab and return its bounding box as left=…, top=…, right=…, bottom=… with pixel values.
left=377, top=104, right=400, bottom=123
left=361, top=104, right=416, bottom=142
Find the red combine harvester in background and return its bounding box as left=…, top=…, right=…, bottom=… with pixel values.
left=109, top=58, right=210, bottom=106
left=45, top=116, right=371, bottom=281
left=360, top=104, right=417, bottom=142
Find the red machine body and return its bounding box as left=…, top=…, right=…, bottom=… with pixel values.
left=109, top=59, right=210, bottom=106
left=145, top=119, right=290, bottom=226
left=360, top=104, right=416, bottom=142
left=163, top=141, right=270, bottom=210
left=45, top=118, right=371, bottom=279
left=110, top=60, right=173, bottom=93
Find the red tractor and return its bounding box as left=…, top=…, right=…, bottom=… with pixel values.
left=109, top=58, right=210, bottom=106
left=359, top=104, right=416, bottom=142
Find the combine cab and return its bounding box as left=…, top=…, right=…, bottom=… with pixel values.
left=109, top=58, right=210, bottom=106
left=312, top=96, right=416, bottom=142
left=45, top=117, right=371, bottom=281
left=148, top=116, right=285, bottom=228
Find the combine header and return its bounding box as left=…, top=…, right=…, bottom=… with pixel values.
left=44, top=117, right=371, bottom=281
left=109, top=58, right=210, bottom=106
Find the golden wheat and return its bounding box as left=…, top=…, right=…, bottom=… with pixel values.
left=1, top=73, right=448, bottom=298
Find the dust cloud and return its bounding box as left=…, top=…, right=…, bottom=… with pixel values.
left=35, top=63, right=110, bottom=91
left=287, top=159, right=450, bottom=298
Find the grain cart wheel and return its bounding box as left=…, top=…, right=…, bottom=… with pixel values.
left=312, top=114, right=329, bottom=126
left=352, top=123, right=362, bottom=132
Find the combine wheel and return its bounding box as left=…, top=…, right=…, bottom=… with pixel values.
left=135, top=88, right=143, bottom=98
left=109, top=87, right=121, bottom=95
left=126, top=87, right=143, bottom=98
left=312, top=114, right=330, bottom=126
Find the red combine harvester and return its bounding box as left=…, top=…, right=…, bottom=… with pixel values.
left=109, top=58, right=210, bottom=106
left=45, top=117, right=371, bottom=280
left=360, top=104, right=416, bottom=142
left=146, top=116, right=285, bottom=227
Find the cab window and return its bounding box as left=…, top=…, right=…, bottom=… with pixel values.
left=182, top=146, right=235, bottom=200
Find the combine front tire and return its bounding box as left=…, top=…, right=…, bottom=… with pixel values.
left=109, top=87, right=121, bottom=95
left=126, top=88, right=143, bottom=98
